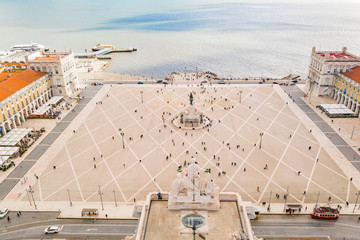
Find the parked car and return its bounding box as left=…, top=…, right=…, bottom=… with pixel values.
left=258, top=81, right=263, bottom=84
left=201, top=80, right=207, bottom=84
left=163, top=81, right=169, bottom=84
left=44, top=226, right=61, bottom=234
left=272, top=82, right=278, bottom=84
left=91, top=82, right=103, bottom=86
left=291, top=79, right=298, bottom=83
left=156, top=79, right=163, bottom=83
left=218, top=80, right=225, bottom=84
left=137, top=81, right=144, bottom=84
left=0, top=208, right=9, bottom=218
left=290, top=82, right=295, bottom=85
left=116, top=81, right=123, bottom=84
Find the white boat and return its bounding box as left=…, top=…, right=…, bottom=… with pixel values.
left=10, top=42, right=49, bottom=52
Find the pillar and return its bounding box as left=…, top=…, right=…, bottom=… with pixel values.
left=1, top=123, right=6, bottom=136
left=20, top=110, right=25, bottom=122
left=355, top=104, right=360, bottom=115
left=16, top=113, right=21, bottom=126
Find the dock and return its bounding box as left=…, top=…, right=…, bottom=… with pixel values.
left=74, top=48, right=112, bottom=58
left=111, top=48, right=137, bottom=53
left=75, top=47, right=137, bottom=58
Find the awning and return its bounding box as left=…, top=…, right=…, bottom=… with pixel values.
left=32, top=105, right=52, bottom=116
left=47, top=96, right=64, bottom=106
left=0, top=155, right=10, bottom=165
left=0, top=146, right=19, bottom=156
left=0, top=128, right=32, bottom=146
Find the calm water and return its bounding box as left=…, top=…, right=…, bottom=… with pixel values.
left=1, top=0, right=360, bottom=78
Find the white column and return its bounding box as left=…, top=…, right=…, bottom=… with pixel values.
left=20, top=110, right=25, bottom=122
left=16, top=113, right=21, bottom=126
left=356, top=104, right=360, bottom=115
left=1, top=123, right=6, bottom=136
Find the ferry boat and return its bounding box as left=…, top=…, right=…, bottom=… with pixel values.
left=92, top=44, right=115, bottom=51
left=10, top=43, right=49, bottom=52
left=311, top=206, right=339, bottom=220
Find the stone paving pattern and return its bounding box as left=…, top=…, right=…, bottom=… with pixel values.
left=0, top=86, right=101, bottom=200
left=23, top=85, right=359, bottom=205
left=282, top=85, right=360, bottom=167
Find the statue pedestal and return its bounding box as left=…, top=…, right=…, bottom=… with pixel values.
left=172, top=105, right=212, bottom=130
left=168, top=191, right=220, bottom=211
left=184, top=106, right=200, bottom=127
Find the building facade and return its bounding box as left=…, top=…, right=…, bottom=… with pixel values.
left=0, top=70, right=52, bottom=135
left=0, top=62, right=27, bottom=71
left=26, top=49, right=78, bottom=96
left=306, top=47, right=360, bottom=96
left=330, top=66, right=360, bottom=115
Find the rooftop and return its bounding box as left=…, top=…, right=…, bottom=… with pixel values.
left=316, top=52, right=358, bottom=60
left=0, top=70, right=47, bottom=101
left=342, top=66, right=360, bottom=84
left=0, top=62, right=26, bottom=67
left=34, top=56, right=64, bottom=61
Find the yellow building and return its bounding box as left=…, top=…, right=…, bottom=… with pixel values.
left=332, top=66, right=360, bottom=115
left=0, top=70, right=52, bottom=135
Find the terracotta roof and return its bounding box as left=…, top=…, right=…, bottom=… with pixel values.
left=34, top=56, right=63, bottom=61
left=0, top=70, right=47, bottom=102
left=342, top=66, right=360, bottom=84
left=0, top=62, right=26, bottom=67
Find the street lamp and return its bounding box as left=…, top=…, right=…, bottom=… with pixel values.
left=239, top=91, right=243, bottom=103
left=283, top=186, right=289, bottom=212
left=98, top=185, right=104, bottom=210
left=259, top=132, right=264, bottom=149
left=140, top=91, right=143, bottom=104
left=29, top=186, right=37, bottom=210
left=192, top=223, right=197, bottom=240
left=120, top=132, right=125, bottom=149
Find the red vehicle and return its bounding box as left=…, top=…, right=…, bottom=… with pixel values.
left=311, top=206, right=339, bottom=220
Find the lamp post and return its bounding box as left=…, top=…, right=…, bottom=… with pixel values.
left=267, top=190, right=272, bottom=212
left=283, top=186, right=289, bottom=212
left=98, top=185, right=104, bottom=210
left=67, top=189, right=72, bottom=206
left=354, top=191, right=360, bottom=213
left=192, top=223, right=196, bottom=240
left=140, top=91, right=143, bottom=104
left=239, top=91, right=243, bottom=103
left=120, top=132, right=125, bottom=149
left=113, top=190, right=118, bottom=207
left=350, top=126, right=355, bottom=139
left=259, top=133, right=264, bottom=149
left=29, top=186, right=37, bottom=210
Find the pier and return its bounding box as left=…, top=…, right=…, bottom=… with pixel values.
left=75, top=48, right=137, bottom=58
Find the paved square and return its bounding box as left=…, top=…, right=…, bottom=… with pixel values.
left=24, top=85, right=359, bottom=205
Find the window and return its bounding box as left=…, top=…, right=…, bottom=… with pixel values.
left=55, top=69, right=59, bottom=74
left=59, top=89, right=62, bottom=94
left=327, top=65, right=332, bottom=74
left=42, top=66, right=47, bottom=72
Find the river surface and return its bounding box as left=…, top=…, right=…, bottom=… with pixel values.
left=1, top=0, right=360, bottom=78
